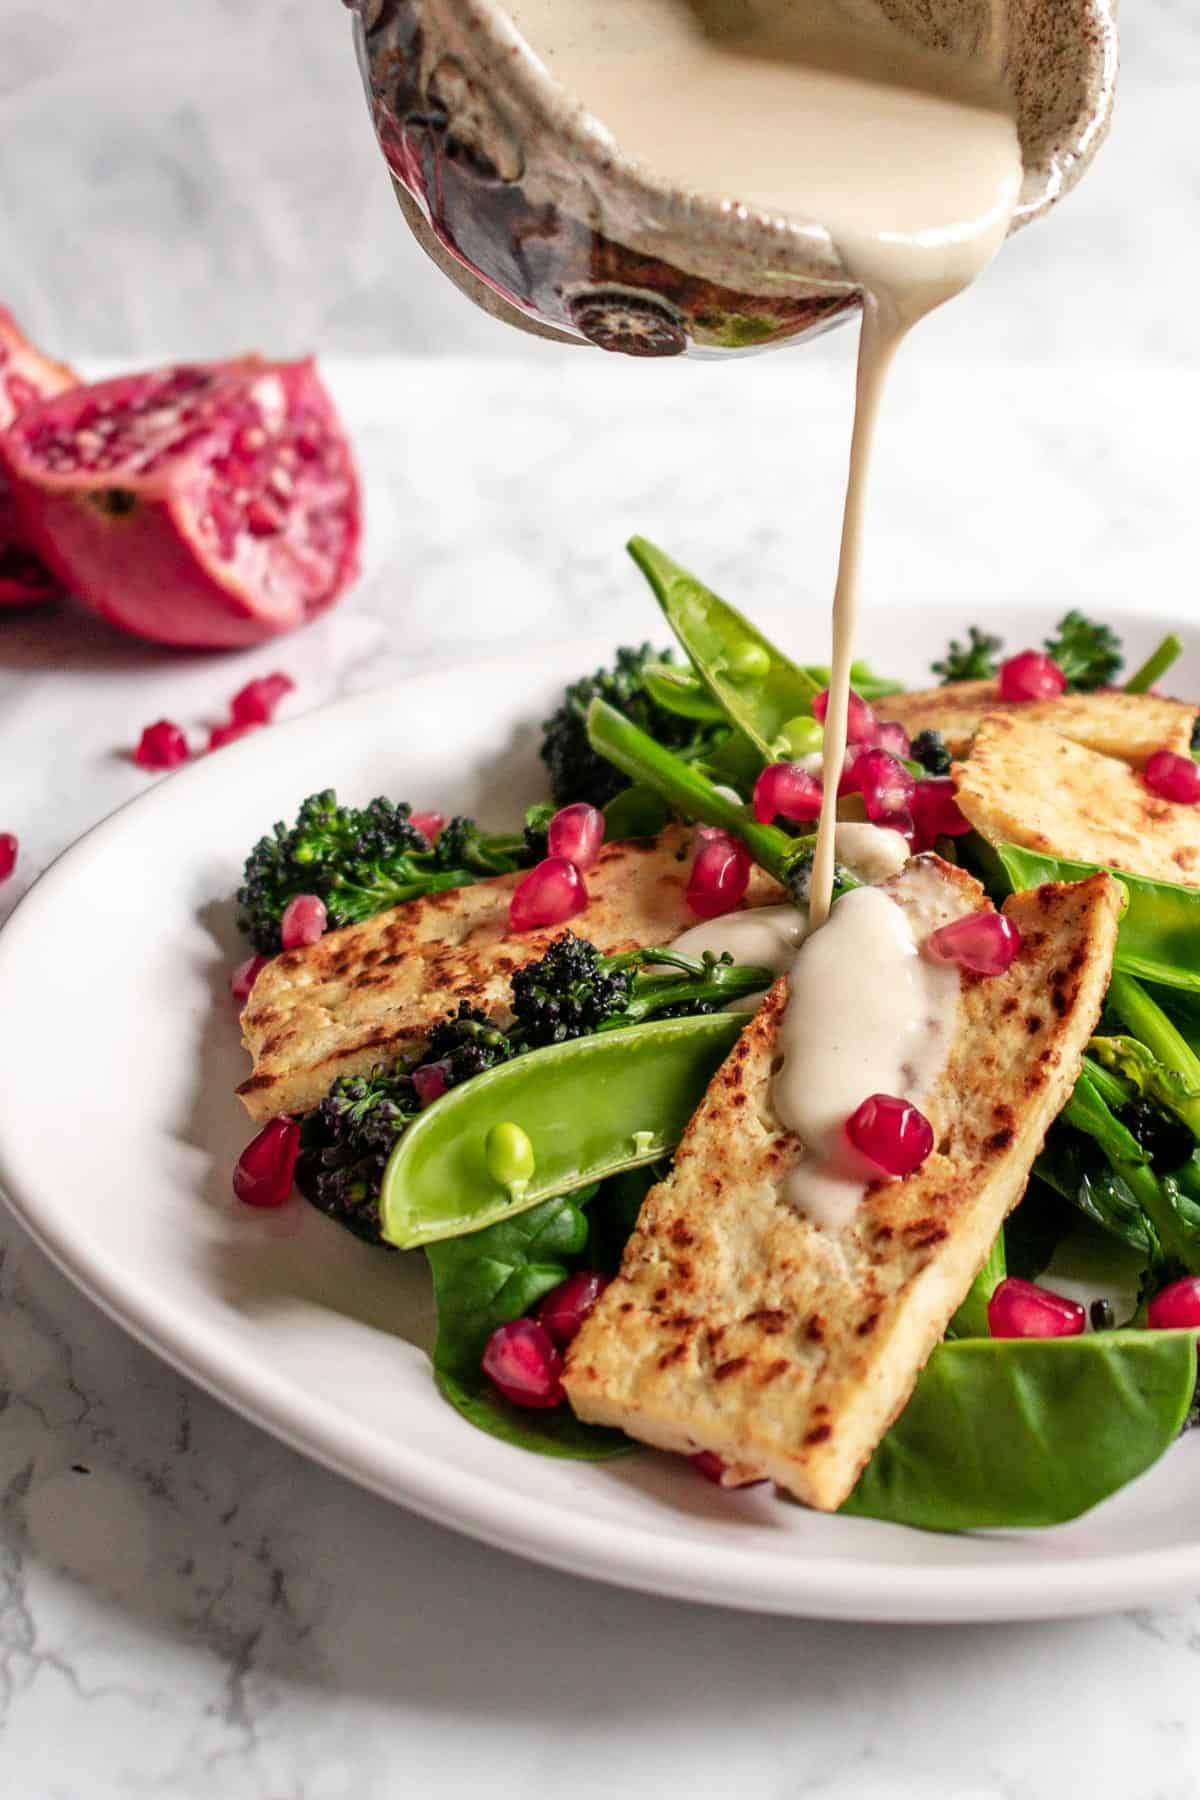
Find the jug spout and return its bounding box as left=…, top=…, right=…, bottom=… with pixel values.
left=345, top=0, right=1117, bottom=357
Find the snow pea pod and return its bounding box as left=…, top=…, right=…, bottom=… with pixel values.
left=996, top=844, right=1200, bottom=993
left=842, top=1330, right=1197, bottom=1530
left=379, top=1014, right=745, bottom=1249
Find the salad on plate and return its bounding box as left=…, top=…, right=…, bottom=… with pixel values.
left=229, top=538, right=1200, bottom=1533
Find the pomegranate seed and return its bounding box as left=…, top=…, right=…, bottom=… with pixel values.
left=509, top=856, right=588, bottom=932
left=481, top=1317, right=564, bottom=1409
left=134, top=719, right=189, bottom=770
left=837, top=743, right=868, bottom=796
left=547, top=802, right=605, bottom=872
left=231, top=953, right=268, bottom=1003
left=536, top=1271, right=609, bottom=1346
left=1143, top=749, right=1200, bottom=806
left=230, top=670, right=295, bottom=726
left=1147, top=1277, right=1200, bottom=1330
left=987, top=1276, right=1085, bottom=1339
left=410, top=810, right=446, bottom=844
left=875, top=720, right=912, bottom=759
left=208, top=719, right=259, bottom=751
left=233, top=1117, right=299, bottom=1209
left=689, top=1451, right=768, bottom=1489
left=280, top=893, right=327, bottom=949
left=813, top=686, right=878, bottom=745
left=411, top=1060, right=450, bottom=1107
left=855, top=749, right=916, bottom=823
left=998, top=650, right=1066, bottom=703
left=873, top=809, right=915, bottom=844
left=910, top=777, right=971, bottom=850
left=845, top=1093, right=934, bottom=1178
left=0, top=833, right=16, bottom=881
left=925, top=910, right=1021, bottom=976
left=753, top=761, right=823, bottom=825
left=686, top=832, right=752, bottom=920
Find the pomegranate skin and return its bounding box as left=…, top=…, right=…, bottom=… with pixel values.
left=0, top=355, right=361, bottom=647
left=0, top=308, right=76, bottom=608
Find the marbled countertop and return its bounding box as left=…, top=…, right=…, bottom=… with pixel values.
left=3, top=346, right=1200, bottom=1798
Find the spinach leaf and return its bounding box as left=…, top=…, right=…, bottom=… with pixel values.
left=947, top=1232, right=1005, bottom=1339
left=841, top=1331, right=1197, bottom=1530
left=425, top=1191, right=633, bottom=1460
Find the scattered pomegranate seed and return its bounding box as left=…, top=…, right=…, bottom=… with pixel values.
left=689, top=1450, right=768, bottom=1489
left=230, top=670, right=295, bottom=726
left=509, top=856, right=588, bottom=931
left=855, top=749, right=916, bottom=823
left=910, top=777, right=971, bottom=850
left=412, top=1060, right=450, bottom=1107
left=536, top=1271, right=609, bottom=1346
left=280, top=893, right=327, bottom=949
left=547, top=802, right=605, bottom=872
left=1147, top=1276, right=1200, bottom=1330
left=686, top=831, right=752, bottom=920
left=987, top=1276, right=1085, bottom=1339
left=925, top=910, right=1021, bottom=976
left=875, top=720, right=912, bottom=759
left=845, top=1093, right=934, bottom=1178
left=998, top=650, right=1066, bottom=703
left=208, top=719, right=261, bottom=751
left=1143, top=749, right=1200, bottom=806
left=753, top=761, right=823, bottom=825
left=233, top=1116, right=300, bottom=1208
left=0, top=833, right=16, bottom=882
left=134, top=719, right=189, bottom=770
left=481, top=1317, right=564, bottom=1409
left=410, top=810, right=446, bottom=844
left=231, top=953, right=268, bottom=1003
left=813, top=685, right=878, bottom=744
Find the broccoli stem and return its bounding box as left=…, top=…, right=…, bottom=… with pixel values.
left=1124, top=634, right=1183, bottom=695
left=1107, top=973, right=1200, bottom=1126
left=1063, top=1067, right=1200, bottom=1272
left=612, top=948, right=771, bottom=1024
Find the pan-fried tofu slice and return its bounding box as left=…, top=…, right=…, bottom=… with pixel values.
left=238, top=826, right=781, bottom=1121
left=954, top=713, right=1200, bottom=886
left=563, top=864, right=1121, bottom=1512
left=884, top=681, right=1195, bottom=765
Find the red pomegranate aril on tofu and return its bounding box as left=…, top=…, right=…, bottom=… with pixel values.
left=925, top=911, right=1021, bottom=976
left=686, top=831, right=751, bottom=920
left=231, top=953, right=269, bottom=1003
left=753, top=761, right=823, bottom=825
left=547, top=802, right=604, bottom=872
left=987, top=1276, right=1085, bottom=1339
left=509, top=856, right=588, bottom=931
left=233, top=1117, right=300, bottom=1208
left=1143, top=749, right=1200, bottom=805
left=280, top=892, right=327, bottom=949
left=230, top=670, right=295, bottom=725
left=0, top=832, right=16, bottom=881
left=134, top=719, right=189, bottom=770
left=481, top=1317, right=564, bottom=1409
left=998, top=650, right=1066, bottom=703
left=1147, top=1277, right=1200, bottom=1330
left=536, top=1271, right=609, bottom=1347
left=410, top=810, right=446, bottom=844
left=910, top=777, right=971, bottom=849
left=846, top=1093, right=934, bottom=1178
left=813, top=685, right=878, bottom=745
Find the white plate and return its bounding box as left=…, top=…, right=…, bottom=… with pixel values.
left=3, top=600, right=1199, bottom=1625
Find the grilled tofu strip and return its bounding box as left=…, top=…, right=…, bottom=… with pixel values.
left=954, top=713, right=1200, bottom=886
left=563, top=865, right=1121, bottom=1512
left=885, top=681, right=1195, bottom=765
left=238, top=825, right=781, bottom=1121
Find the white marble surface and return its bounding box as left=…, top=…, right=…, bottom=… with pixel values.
left=2, top=342, right=1200, bottom=1796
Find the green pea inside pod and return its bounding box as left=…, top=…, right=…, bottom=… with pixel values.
left=379, top=1013, right=746, bottom=1249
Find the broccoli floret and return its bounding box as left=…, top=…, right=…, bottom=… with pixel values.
left=522, top=801, right=555, bottom=864
left=911, top=729, right=952, bottom=776
left=298, top=1062, right=420, bottom=1243
left=931, top=627, right=1003, bottom=684
left=510, top=934, right=634, bottom=1045
left=424, top=1002, right=515, bottom=1084
left=1044, top=611, right=1123, bottom=692
left=779, top=845, right=862, bottom=908
left=1117, top=1099, right=1194, bottom=1175
left=540, top=644, right=728, bottom=808
left=237, top=788, right=532, bottom=953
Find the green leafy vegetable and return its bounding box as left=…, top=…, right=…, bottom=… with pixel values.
left=841, top=1331, right=1197, bottom=1530
left=1043, top=611, right=1124, bottom=692
left=1124, top=634, right=1183, bottom=695
left=947, top=1234, right=1005, bottom=1339
left=932, top=626, right=1003, bottom=683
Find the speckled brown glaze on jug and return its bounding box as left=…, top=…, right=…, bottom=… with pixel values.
left=342, top=0, right=1117, bottom=356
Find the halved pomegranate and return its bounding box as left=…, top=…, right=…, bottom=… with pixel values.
left=0, top=308, right=76, bottom=608
left=0, top=355, right=361, bottom=647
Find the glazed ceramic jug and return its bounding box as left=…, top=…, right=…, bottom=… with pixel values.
left=342, top=0, right=1117, bottom=355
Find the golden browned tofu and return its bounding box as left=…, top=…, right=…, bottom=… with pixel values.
left=884, top=681, right=1195, bottom=765
left=238, top=826, right=781, bottom=1121
left=954, top=714, right=1200, bottom=886
left=563, top=865, right=1121, bottom=1512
